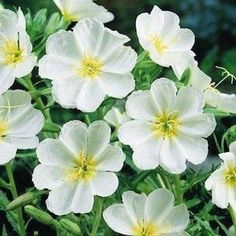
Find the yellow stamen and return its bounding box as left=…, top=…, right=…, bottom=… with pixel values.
left=150, top=35, right=168, bottom=55
left=61, top=9, right=78, bottom=22
left=224, top=166, right=236, bottom=187
left=65, top=152, right=96, bottom=182
left=132, top=222, right=159, bottom=236
left=0, top=121, right=8, bottom=140
left=2, top=40, right=23, bottom=65
left=152, top=112, right=180, bottom=138
left=77, top=54, right=103, bottom=79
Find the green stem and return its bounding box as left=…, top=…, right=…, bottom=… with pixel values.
left=25, top=75, right=52, bottom=122
left=174, top=175, right=183, bottom=204
left=229, top=206, right=236, bottom=234
left=213, top=132, right=222, bottom=153
left=90, top=198, right=104, bottom=236
left=132, top=170, right=152, bottom=187
left=5, top=163, right=26, bottom=236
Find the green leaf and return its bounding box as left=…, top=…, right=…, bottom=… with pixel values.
left=180, top=68, right=191, bottom=86
left=0, top=191, right=18, bottom=233
left=133, top=50, right=162, bottom=90
left=1, top=225, right=7, bottom=236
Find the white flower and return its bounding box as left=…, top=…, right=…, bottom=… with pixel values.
left=103, top=188, right=189, bottom=236
left=205, top=141, right=236, bottom=209
left=136, top=5, right=195, bottom=67
left=0, top=9, right=37, bottom=94
left=104, top=107, right=130, bottom=128
left=173, top=58, right=236, bottom=113
left=0, top=90, right=44, bottom=165
left=53, top=0, right=114, bottom=23
left=38, top=18, right=137, bottom=112
left=32, top=120, right=125, bottom=215
left=118, top=78, right=216, bottom=174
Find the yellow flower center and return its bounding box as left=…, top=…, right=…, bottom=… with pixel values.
left=224, top=166, right=236, bottom=187
left=77, top=54, right=103, bottom=79
left=65, top=152, right=96, bottom=182
left=61, top=8, right=78, bottom=22
left=150, top=35, right=168, bottom=55
left=2, top=40, right=23, bottom=65
left=0, top=121, right=8, bottom=140
left=133, top=222, right=159, bottom=236
left=152, top=113, right=180, bottom=138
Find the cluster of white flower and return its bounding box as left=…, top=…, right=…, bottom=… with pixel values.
left=0, top=1, right=236, bottom=235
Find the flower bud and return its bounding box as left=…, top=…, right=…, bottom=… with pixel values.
left=60, top=219, right=81, bottom=235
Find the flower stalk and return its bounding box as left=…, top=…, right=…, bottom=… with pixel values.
left=5, top=163, right=26, bottom=236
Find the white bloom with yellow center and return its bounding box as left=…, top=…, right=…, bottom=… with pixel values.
left=38, top=18, right=137, bottom=112
left=0, top=90, right=44, bottom=165
left=103, top=189, right=190, bottom=236
left=173, top=58, right=236, bottom=113
left=118, top=78, right=216, bottom=174
left=205, top=141, right=236, bottom=209
left=136, top=5, right=195, bottom=67
left=53, top=0, right=114, bottom=23
left=104, top=107, right=130, bottom=128
left=32, top=120, right=125, bottom=215
left=0, top=9, right=37, bottom=94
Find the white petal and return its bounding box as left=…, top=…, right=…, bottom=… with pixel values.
left=90, top=172, right=118, bottom=197
left=211, top=183, right=230, bottom=209
left=70, top=0, right=114, bottom=23
left=14, top=55, right=37, bottom=78
left=122, top=191, right=146, bottom=223
left=144, top=189, right=174, bottom=222
left=159, top=10, right=180, bottom=37
left=159, top=139, right=187, bottom=174
left=180, top=113, right=216, bottom=138
left=136, top=12, right=154, bottom=50
left=0, top=9, right=18, bottom=38
left=76, top=80, right=106, bottom=112
left=102, top=46, right=137, bottom=74
left=219, top=152, right=236, bottom=169
left=175, top=134, right=208, bottom=165
left=32, top=164, right=64, bottom=190
left=8, top=107, right=44, bottom=138
left=174, top=86, right=205, bottom=120
left=150, top=78, right=177, bottom=114
left=0, top=141, right=17, bottom=165
left=87, top=120, right=110, bottom=157
left=190, top=65, right=211, bottom=91
left=205, top=168, right=224, bottom=191
left=73, top=18, right=104, bottom=55
left=71, top=182, right=94, bottom=213
left=162, top=204, right=189, bottom=233
left=4, top=136, right=39, bottom=149
left=59, top=120, right=87, bottom=155
left=52, top=76, right=84, bottom=109
left=95, top=144, right=125, bottom=172
left=46, top=30, right=81, bottom=60
left=168, top=28, right=194, bottom=51
left=98, top=72, right=135, bottom=99
left=36, top=139, right=75, bottom=166
left=126, top=90, right=157, bottom=121
left=96, top=28, right=130, bottom=60
left=46, top=183, right=76, bottom=215
left=38, top=55, right=75, bottom=80
left=205, top=89, right=236, bottom=113
left=132, top=137, right=160, bottom=170
left=103, top=204, right=134, bottom=235
left=0, top=66, right=15, bottom=94
left=230, top=142, right=236, bottom=156
left=118, top=120, right=153, bottom=148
